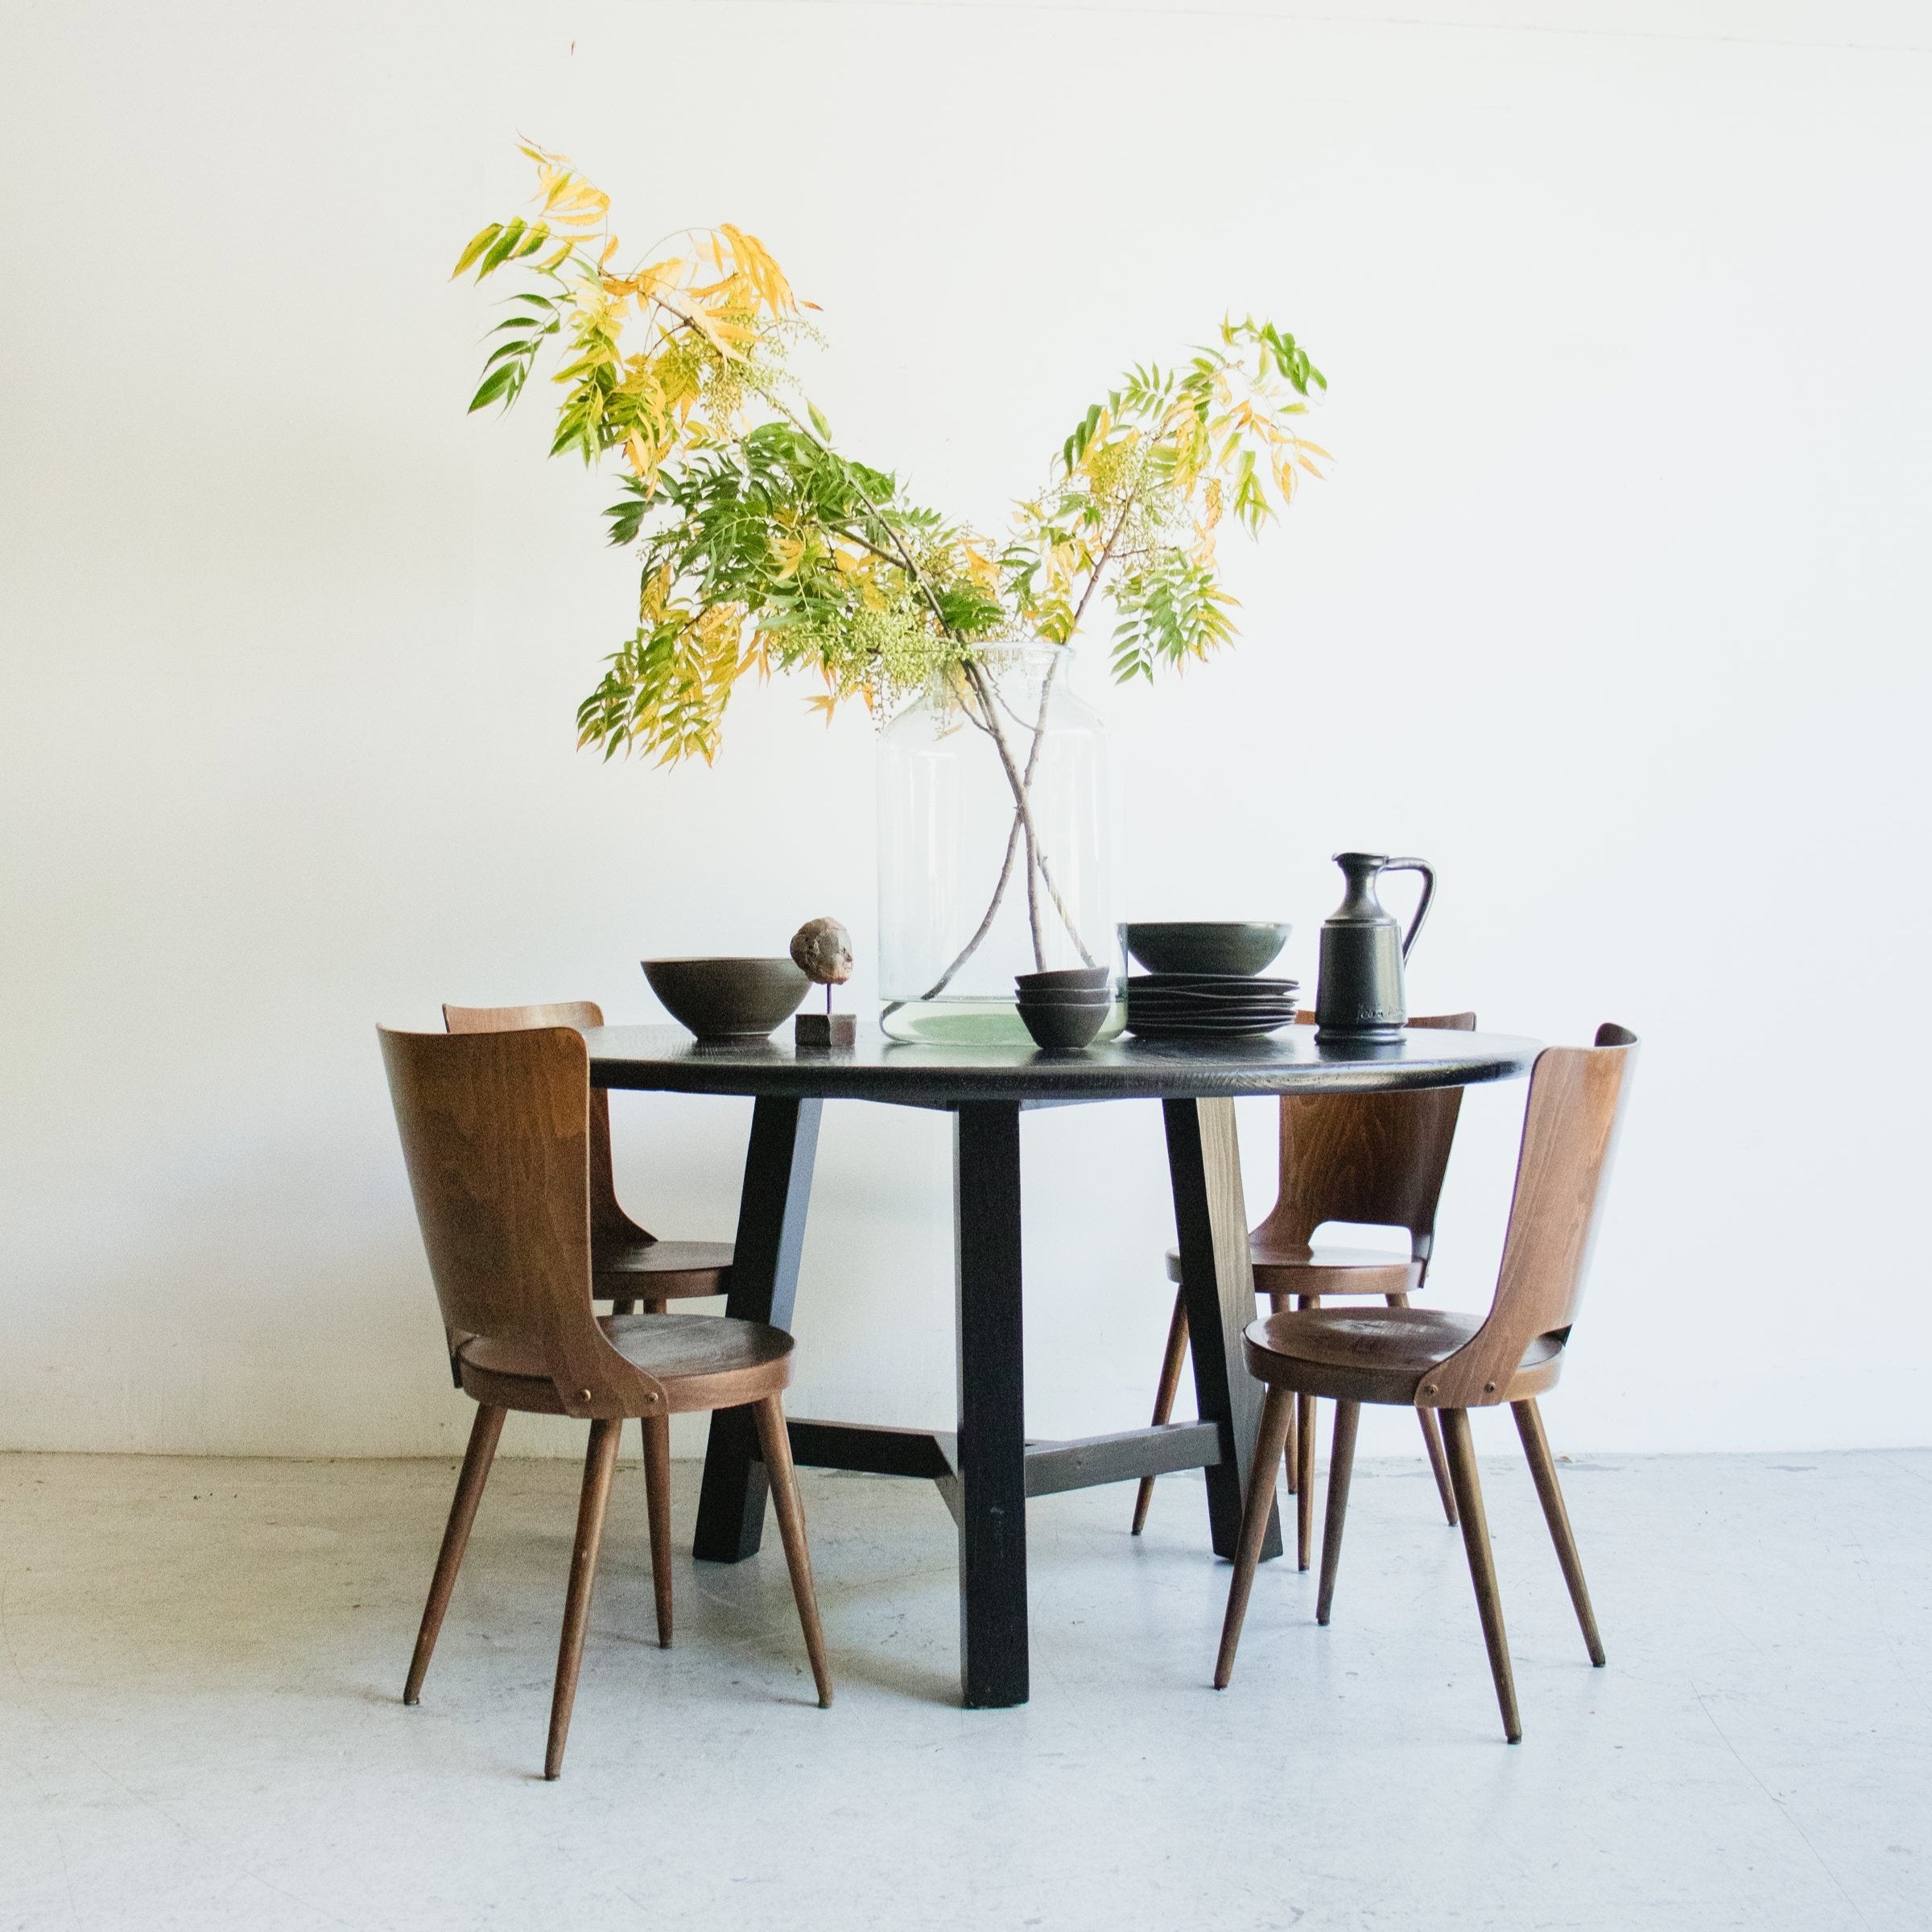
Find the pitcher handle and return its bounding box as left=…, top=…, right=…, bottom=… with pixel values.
left=1382, top=858, right=1435, bottom=961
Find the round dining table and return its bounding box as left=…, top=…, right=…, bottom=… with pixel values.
left=585, top=1021, right=1542, bottom=1708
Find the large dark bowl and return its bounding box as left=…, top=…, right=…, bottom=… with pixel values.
left=1122, top=922, right=1291, bottom=977
left=642, top=956, right=810, bottom=1041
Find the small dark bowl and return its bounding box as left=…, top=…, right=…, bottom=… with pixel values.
left=642, top=956, right=810, bottom=1041
left=1016, top=967, right=1113, bottom=993
left=1018, top=986, right=1117, bottom=1007
left=1122, top=922, right=1291, bottom=977
left=1018, top=999, right=1109, bottom=1051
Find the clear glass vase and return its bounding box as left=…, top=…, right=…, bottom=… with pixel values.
left=877, top=644, right=1117, bottom=1042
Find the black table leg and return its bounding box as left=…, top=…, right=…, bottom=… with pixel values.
left=1164, top=1096, right=1282, bottom=1563
left=693, top=1095, right=823, bottom=1563
left=954, top=1101, right=1029, bottom=1707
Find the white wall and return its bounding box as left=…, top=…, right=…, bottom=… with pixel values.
left=3, top=0, right=1927, bottom=1462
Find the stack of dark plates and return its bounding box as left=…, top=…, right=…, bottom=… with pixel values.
left=1124, top=972, right=1300, bottom=1040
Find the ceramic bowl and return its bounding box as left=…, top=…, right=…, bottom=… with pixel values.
left=1018, top=999, right=1110, bottom=1051
left=1015, top=967, right=1113, bottom=993
left=1121, top=922, right=1291, bottom=977
left=642, top=956, right=811, bottom=1041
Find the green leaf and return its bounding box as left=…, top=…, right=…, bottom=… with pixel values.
left=1062, top=402, right=1102, bottom=473
left=603, top=478, right=656, bottom=547
left=467, top=363, right=518, bottom=412
left=478, top=218, right=527, bottom=277
left=451, top=225, right=501, bottom=279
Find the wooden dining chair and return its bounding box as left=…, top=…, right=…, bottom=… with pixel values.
left=444, top=1002, right=735, bottom=1315
left=380, top=1023, right=831, bottom=1779
left=1214, top=1023, right=1638, bottom=1742
left=445, top=1000, right=735, bottom=1646
left=1133, top=1012, right=1478, bottom=1567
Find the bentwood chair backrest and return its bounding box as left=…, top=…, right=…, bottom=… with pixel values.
left=378, top=1025, right=665, bottom=1419
left=1257, top=1012, right=1479, bottom=1263
left=443, top=1001, right=650, bottom=1246
left=1421, top=1023, right=1639, bottom=1410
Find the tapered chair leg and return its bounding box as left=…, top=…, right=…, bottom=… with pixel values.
left=1296, top=1393, right=1319, bottom=1569
left=1270, top=1294, right=1298, bottom=1496
left=545, top=1416, right=624, bottom=1780
left=636, top=1295, right=675, bottom=1646
left=1315, top=1399, right=1360, bottom=1626
left=1214, top=1385, right=1297, bottom=1690
left=1135, top=1283, right=1299, bottom=1532
left=1439, top=1408, right=1521, bottom=1743
left=1418, top=1410, right=1459, bottom=1525
left=1513, top=1398, right=1605, bottom=1666
left=1387, top=1294, right=1458, bottom=1525
left=1294, top=1294, right=1321, bottom=1569
left=404, top=1402, right=506, bottom=1706
left=642, top=1413, right=674, bottom=1648
left=753, top=1397, right=833, bottom=1707
left=1132, top=1288, right=1191, bottom=1535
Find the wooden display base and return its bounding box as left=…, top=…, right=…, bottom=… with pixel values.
left=795, top=1012, right=857, bottom=1049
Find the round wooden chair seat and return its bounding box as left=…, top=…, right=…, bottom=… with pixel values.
left=459, top=1311, right=793, bottom=1415
left=593, top=1236, right=733, bottom=1299
left=1242, top=1304, right=1567, bottom=1408
left=1166, top=1241, right=1424, bottom=1300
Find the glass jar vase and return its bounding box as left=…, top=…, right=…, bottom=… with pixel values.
left=877, top=644, right=1115, bottom=1042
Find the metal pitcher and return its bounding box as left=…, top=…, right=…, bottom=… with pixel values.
left=1314, top=852, right=1436, bottom=1040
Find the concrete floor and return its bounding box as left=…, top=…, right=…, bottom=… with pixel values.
left=1, top=1444, right=1926, bottom=1931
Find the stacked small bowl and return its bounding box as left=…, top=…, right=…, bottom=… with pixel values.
left=1121, top=922, right=1298, bottom=1040
left=1014, top=968, right=1114, bottom=1051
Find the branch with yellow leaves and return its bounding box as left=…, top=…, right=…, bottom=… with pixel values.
left=456, top=141, right=1328, bottom=988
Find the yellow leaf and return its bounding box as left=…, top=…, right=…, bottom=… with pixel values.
left=450, top=225, right=499, bottom=278
left=721, top=224, right=795, bottom=312
left=627, top=257, right=681, bottom=300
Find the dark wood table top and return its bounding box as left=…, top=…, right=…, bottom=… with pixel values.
left=585, top=1023, right=1542, bottom=1105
